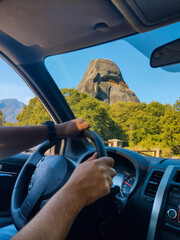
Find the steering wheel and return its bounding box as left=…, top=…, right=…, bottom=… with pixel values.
left=11, top=129, right=107, bottom=230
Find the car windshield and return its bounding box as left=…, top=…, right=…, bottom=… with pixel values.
left=44, top=22, right=180, bottom=159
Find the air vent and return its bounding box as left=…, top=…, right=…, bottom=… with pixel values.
left=145, top=171, right=164, bottom=197
left=174, top=170, right=180, bottom=183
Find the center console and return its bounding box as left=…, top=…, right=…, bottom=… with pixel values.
left=147, top=166, right=180, bottom=240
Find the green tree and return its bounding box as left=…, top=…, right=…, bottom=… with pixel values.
left=160, top=106, right=180, bottom=155
left=110, top=101, right=146, bottom=146
left=15, top=89, right=180, bottom=156
left=137, top=102, right=169, bottom=149
left=4, top=121, right=13, bottom=126
left=173, top=97, right=180, bottom=111
left=61, top=88, right=124, bottom=140
left=0, top=110, right=5, bottom=126
left=110, top=101, right=175, bottom=151
left=16, top=88, right=124, bottom=140
left=16, top=98, right=51, bottom=126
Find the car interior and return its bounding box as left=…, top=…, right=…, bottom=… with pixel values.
left=0, top=1, right=180, bottom=239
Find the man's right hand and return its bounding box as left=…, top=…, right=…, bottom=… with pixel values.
left=64, top=152, right=116, bottom=207
left=11, top=152, right=116, bottom=240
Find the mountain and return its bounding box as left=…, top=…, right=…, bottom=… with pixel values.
left=0, top=99, right=26, bottom=123
left=77, top=59, right=140, bottom=105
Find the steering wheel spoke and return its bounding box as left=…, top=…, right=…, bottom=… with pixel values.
left=27, top=149, right=44, bottom=167
left=20, top=181, right=47, bottom=219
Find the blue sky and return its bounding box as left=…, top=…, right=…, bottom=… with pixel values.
left=0, top=59, right=35, bottom=104
left=1, top=22, right=180, bottom=105
left=45, top=23, right=180, bottom=105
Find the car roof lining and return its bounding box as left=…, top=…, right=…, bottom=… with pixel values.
left=0, top=0, right=180, bottom=64
left=0, top=0, right=124, bottom=48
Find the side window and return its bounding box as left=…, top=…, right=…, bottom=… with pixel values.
left=0, top=59, right=55, bottom=213
left=0, top=58, right=35, bottom=126
left=0, top=58, right=52, bottom=153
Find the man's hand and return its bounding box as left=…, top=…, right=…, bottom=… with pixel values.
left=11, top=153, right=116, bottom=240
left=55, top=118, right=90, bottom=138
left=64, top=152, right=116, bottom=207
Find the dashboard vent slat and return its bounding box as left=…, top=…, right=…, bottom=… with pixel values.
left=145, top=171, right=164, bottom=197
left=174, top=170, right=180, bottom=183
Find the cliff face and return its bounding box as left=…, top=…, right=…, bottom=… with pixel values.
left=77, top=59, right=140, bottom=105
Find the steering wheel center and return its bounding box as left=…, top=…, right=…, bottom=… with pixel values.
left=28, top=156, right=75, bottom=199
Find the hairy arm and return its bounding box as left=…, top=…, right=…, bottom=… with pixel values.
left=11, top=153, right=116, bottom=240
left=11, top=184, right=84, bottom=240
left=0, top=119, right=90, bottom=160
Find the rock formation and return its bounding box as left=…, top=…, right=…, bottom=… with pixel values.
left=77, top=59, right=140, bottom=105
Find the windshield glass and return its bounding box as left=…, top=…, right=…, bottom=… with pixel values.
left=45, top=23, right=180, bottom=159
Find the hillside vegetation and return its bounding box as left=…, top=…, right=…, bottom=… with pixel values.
left=1, top=88, right=180, bottom=158
left=0, top=110, right=4, bottom=125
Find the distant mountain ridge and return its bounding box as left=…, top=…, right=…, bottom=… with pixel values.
left=0, top=99, right=26, bottom=123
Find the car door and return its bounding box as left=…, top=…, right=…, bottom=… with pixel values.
left=0, top=154, right=29, bottom=227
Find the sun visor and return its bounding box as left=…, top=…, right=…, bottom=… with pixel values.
left=112, top=0, right=180, bottom=32
left=0, top=0, right=124, bottom=48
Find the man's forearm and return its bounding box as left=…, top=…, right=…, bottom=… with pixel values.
left=0, top=126, right=48, bottom=160
left=11, top=152, right=115, bottom=240
left=11, top=184, right=84, bottom=240
left=0, top=119, right=90, bottom=160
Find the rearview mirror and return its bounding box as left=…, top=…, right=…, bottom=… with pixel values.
left=150, top=38, right=180, bottom=68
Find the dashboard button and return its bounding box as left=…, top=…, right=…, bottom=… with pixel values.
left=167, top=209, right=177, bottom=220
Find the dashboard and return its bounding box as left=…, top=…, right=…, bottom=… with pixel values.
left=111, top=156, right=136, bottom=200
left=78, top=147, right=180, bottom=240
left=2, top=142, right=180, bottom=240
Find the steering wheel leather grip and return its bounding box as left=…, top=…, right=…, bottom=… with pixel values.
left=84, top=130, right=107, bottom=158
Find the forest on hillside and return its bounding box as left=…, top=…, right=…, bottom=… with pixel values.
left=1, top=88, right=180, bottom=158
